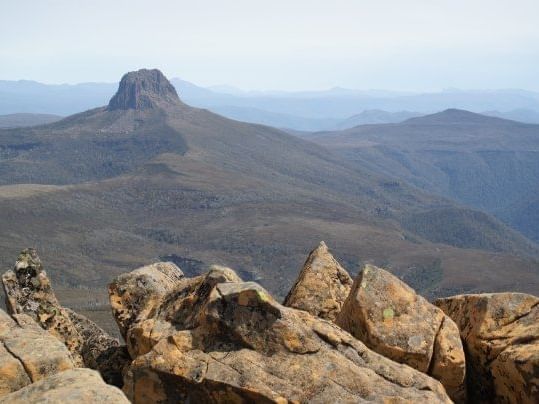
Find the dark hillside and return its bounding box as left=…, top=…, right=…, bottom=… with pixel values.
left=1, top=73, right=538, bottom=314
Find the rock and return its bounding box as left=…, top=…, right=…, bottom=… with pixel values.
left=0, top=311, right=31, bottom=397
left=117, top=266, right=451, bottom=403
left=108, top=261, right=184, bottom=342
left=107, top=68, right=182, bottom=111
left=0, top=309, right=74, bottom=397
left=430, top=316, right=467, bottom=402
left=283, top=241, right=353, bottom=321
left=2, top=248, right=128, bottom=385
left=335, top=264, right=465, bottom=401
left=111, top=264, right=238, bottom=358
left=0, top=368, right=129, bottom=403
left=436, top=293, right=539, bottom=403
left=2, top=248, right=84, bottom=366
left=65, top=308, right=130, bottom=387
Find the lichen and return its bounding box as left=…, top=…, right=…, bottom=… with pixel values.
left=383, top=308, right=394, bottom=320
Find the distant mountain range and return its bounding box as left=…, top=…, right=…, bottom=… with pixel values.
left=1, top=69, right=537, bottom=310
left=307, top=109, right=539, bottom=243
left=0, top=113, right=62, bottom=128
left=2, top=78, right=539, bottom=130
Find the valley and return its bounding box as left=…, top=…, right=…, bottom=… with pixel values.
left=307, top=109, right=539, bottom=243
left=0, top=70, right=538, bottom=318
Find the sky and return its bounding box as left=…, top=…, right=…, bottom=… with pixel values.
left=1, top=0, right=539, bottom=91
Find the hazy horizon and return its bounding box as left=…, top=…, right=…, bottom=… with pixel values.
left=3, top=74, right=539, bottom=95
left=2, top=0, right=539, bottom=92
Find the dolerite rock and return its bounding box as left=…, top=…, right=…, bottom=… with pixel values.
left=110, top=264, right=238, bottom=358
left=2, top=248, right=128, bottom=386
left=108, top=68, right=182, bottom=111
left=436, top=293, right=539, bottom=403
left=0, top=309, right=74, bottom=398
left=113, top=267, right=451, bottom=403
left=335, top=265, right=466, bottom=402
left=0, top=368, right=129, bottom=403
left=108, top=261, right=185, bottom=344
left=2, top=248, right=84, bottom=366
left=65, top=308, right=130, bottom=387
left=283, top=241, right=353, bottom=321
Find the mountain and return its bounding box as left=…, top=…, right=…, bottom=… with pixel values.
left=203, top=105, right=342, bottom=131
left=0, top=113, right=62, bottom=128
left=1, top=71, right=538, bottom=314
left=0, top=80, right=117, bottom=115
left=482, top=108, right=539, bottom=124
left=2, top=78, right=539, bottom=130
left=309, top=109, right=539, bottom=243
left=333, top=110, right=422, bottom=130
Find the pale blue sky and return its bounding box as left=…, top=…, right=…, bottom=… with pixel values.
left=1, top=0, right=538, bottom=91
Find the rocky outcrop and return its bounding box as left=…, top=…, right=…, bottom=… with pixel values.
left=336, top=264, right=466, bottom=401
left=107, top=68, right=182, bottom=110
left=0, top=368, right=129, bottom=403
left=0, top=309, right=74, bottom=398
left=111, top=264, right=240, bottom=358
left=108, top=261, right=184, bottom=342
left=112, top=265, right=452, bottom=403
left=3, top=243, right=538, bottom=403
left=436, top=293, right=539, bottom=403
left=283, top=241, right=353, bottom=321
left=2, top=248, right=84, bottom=366
left=2, top=248, right=128, bottom=386
left=65, top=308, right=130, bottom=387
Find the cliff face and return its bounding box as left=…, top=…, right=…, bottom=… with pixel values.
left=1, top=245, right=538, bottom=403
left=107, top=68, right=182, bottom=110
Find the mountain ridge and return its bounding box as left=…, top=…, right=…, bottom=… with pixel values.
left=2, top=78, right=539, bottom=130
left=309, top=110, right=539, bottom=243
left=0, top=69, right=538, bottom=310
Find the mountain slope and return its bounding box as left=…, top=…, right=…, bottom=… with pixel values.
left=1, top=72, right=538, bottom=310
left=310, top=109, right=539, bottom=243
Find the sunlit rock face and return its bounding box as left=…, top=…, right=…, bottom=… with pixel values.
left=336, top=264, right=466, bottom=401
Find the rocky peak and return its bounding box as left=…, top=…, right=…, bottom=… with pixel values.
left=283, top=241, right=353, bottom=321
left=107, top=68, right=181, bottom=111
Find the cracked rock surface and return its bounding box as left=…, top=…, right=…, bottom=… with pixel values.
left=2, top=248, right=129, bottom=386
left=114, top=265, right=451, bottom=403
left=436, top=293, right=539, bottom=403
left=0, top=309, right=74, bottom=398
left=0, top=368, right=129, bottom=403
left=336, top=264, right=466, bottom=402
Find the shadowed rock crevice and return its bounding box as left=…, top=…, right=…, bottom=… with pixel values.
left=436, top=293, right=539, bottom=403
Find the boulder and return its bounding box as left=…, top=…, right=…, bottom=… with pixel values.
left=112, top=264, right=240, bottom=358
left=336, top=264, right=465, bottom=401
left=2, top=248, right=84, bottom=366
left=0, top=368, right=129, bottom=403
left=2, top=248, right=128, bottom=386
left=0, top=309, right=74, bottom=398
left=283, top=241, right=353, bottom=321
left=0, top=311, right=32, bottom=397
left=436, top=293, right=539, bottom=403
left=108, top=261, right=184, bottom=340
left=114, top=266, right=452, bottom=403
